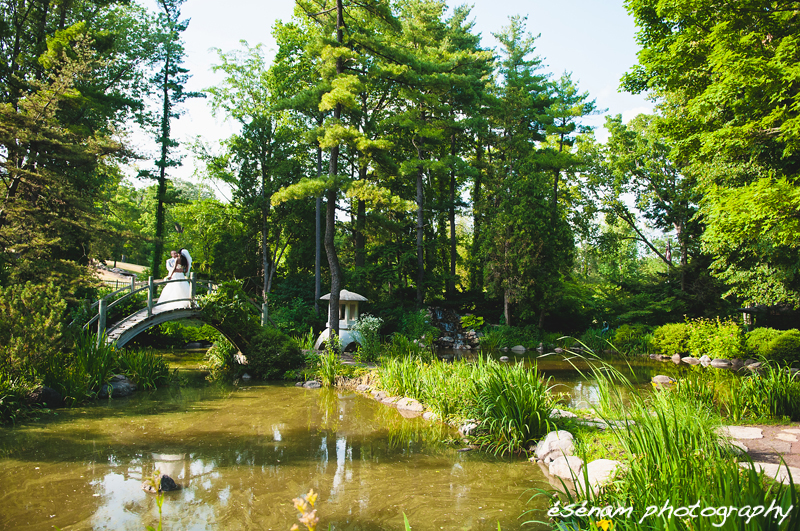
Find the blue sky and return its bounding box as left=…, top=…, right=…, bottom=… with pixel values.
left=138, top=0, right=654, bottom=182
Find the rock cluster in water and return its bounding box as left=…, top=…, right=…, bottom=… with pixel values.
left=427, top=307, right=481, bottom=350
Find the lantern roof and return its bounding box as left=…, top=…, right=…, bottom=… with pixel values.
left=320, top=289, right=368, bottom=302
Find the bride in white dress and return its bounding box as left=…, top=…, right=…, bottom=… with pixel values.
left=156, top=248, right=192, bottom=312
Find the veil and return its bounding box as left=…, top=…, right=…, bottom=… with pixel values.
left=180, top=249, right=192, bottom=274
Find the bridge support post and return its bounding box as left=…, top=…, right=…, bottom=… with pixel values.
left=147, top=276, right=154, bottom=318
left=261, top=303, right=268, bottom=327
left=130, top=275, right=136, bottom=294
left=190, top=272, right=196, bottom=305
left=97, top=298, right=107, bottom=346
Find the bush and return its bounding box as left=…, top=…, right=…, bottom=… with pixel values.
left=0, top=282, right=66, bottom=382
left=610, top=324, right=653, bottom=355
left=746, top=327, right=783, bottom=357
left=204, top=337, right=239, bottom=377
left=243, top=327, right=303, bottom=380
left=399, top=310, right=439, bottom=342
left=764, top=329, right=800, bottom=365
left=351, top=313, right=383, bottom=362
left=686, top=317, right=745, bottom=359
left=651, top=323, right=690, bottom=356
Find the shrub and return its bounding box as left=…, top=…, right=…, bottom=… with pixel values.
left=204, top=337, right=239, bottom=377
left=650, top=322, right=690, bottom=356
left=610, top=324, right=652, bottom=355
left=460, top=314, right=484, bottom=331
left=686, top=317, right=745, bottom=359
left=0, top=282, right=66, bottom=383
left=399, top=309, right=439, bottom=342
left=577, top=328, right=610, bottom=354
left=243, top=327, right=303, bottom=380
left=764, top=329, right=800, bottom=365
left=351, top=313, right=383, bottom=362
left=746, top=327, right=783, bottom=357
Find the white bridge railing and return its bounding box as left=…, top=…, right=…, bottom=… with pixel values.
left=81, top=274, right=270, bottom=345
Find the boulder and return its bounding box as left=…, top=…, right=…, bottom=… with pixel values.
left=499, top=356, right=510, bottom=362
left=740, top=462, right=800, bottom=485
left=241, top=373, right=252, bottom=380
left=99, top=375, right=137, bottom=398
left=710, top=359, right=731, bottom=368
left=371, top=390, right=387, bottom=400
left=747, top=362, right=762, bottom=370
left=396, top=397, right=424, bottom=412
left=699, top=355, right=711, bottom=362
left=578, top=459, right=624, bottom=495
left=649, top=354, right=660, bottom=360
left=548, top=455, right=583, bottom=481
left=295, top=382, right=304, bottom=387
left=743, top=359, right=758, bottom=367
left=682, top=356, right=700, bottom=365
left=671, top=354, right=682, bottom=363
left=549, top=409, right=578, bottom=420
left=715, top=426, right=764, bottom=439
left=302, top=381, right=322, bottom=389
left=511, top=345, right=526, bottom=353
left=142, top=474, right=180, bottom=493
left=422, top=411, right=437, bottom=421
left=459, top=421, right=479, bottom=437
left=356, top=384, right=370, bottom=392
left=554, top=347, right=564, bottom=354
left=651, top=375, right=676, bottom=385
left=535, top=430, right=574, bottom=459
left=26, top=385, right=64, bottom=408
left=730, top=358, right=744, bottom=368
left=539, top=437, right=576, bottom=465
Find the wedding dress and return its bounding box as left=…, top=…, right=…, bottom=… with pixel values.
left=156, top=249, right=192, bottom=312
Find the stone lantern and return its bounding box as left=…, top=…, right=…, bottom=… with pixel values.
left=314, top=289, right=368, bottom=350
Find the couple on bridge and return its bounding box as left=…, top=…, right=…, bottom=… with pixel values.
left=157, top=248, right=193, bottom=312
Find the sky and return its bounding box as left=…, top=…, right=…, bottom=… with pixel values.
left=134, top=0, right=654, bottom=185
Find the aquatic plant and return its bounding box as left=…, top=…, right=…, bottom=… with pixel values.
left=292, top=327, right=317, bottom=351
left=116, top=348, right=170, bottom=390
left=479, top=329, right=505, bottom=352
left=291, top=489, right=319, bottom=531
left=383, top=333, right=435, bottom=362
left=203, top=337, right=238, bottom=377
left=529, top=354, right=799, bottom=531
left=471, top=361, right=554, bottom=455
left=317, top=339, right=344, bottom=387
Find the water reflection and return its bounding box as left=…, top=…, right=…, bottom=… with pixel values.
left=0, top=383, right=549, bottom=530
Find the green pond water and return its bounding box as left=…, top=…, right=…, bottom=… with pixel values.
left=0, top=351, right=694, bottom=531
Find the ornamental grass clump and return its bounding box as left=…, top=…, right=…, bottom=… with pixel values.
left=471, top=361, right=554, bottom=455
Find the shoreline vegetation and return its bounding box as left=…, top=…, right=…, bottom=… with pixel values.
left=3, top=283, right=800, bottom=529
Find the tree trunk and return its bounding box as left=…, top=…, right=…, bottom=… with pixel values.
left=315, top=146, right=322, bottom=316
left=416, top=161, right=425, bottom=307
left=448, top=135, right=457, bottom=298
left=504, top=287, right=510, bottom=327
left=152, top=52, right=171, bottom=279
left=355, top=164, right=366, bottom=268
left=470, top=142, right=484, bottom=291
left=326, top=0, right=345, bottom=336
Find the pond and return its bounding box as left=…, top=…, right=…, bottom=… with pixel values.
left=0, top=351, right=692, bottom=530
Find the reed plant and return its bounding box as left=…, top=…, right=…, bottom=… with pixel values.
left=530, top=352, right=798, bottom=531
left=471, top=361, right=554, bottom=455
left=383, top=333, right=434, bottom=362
left=292, top=327, right=317, bottom=351
left=479, top=329, right=505, bottom=352
left=116, top=348, right=170, bottom=390
left=72, top=331, right=117, bottom=394
left=316, top=341, right=344, bottom=387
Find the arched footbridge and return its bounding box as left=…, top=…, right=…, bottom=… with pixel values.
left=82, top=275, right=268, bottom=349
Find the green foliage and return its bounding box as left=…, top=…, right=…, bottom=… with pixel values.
left=242, top=327, right=303, bottom=381
left=471, top=362, right=553, bottom=455
left=399, top=310, right=439, bottom=342
left=650, top=323, right=690, bottom=356
left=116, top=349, right=170, bottom=391
left=383, top=334, right=434, bottom=363
left=577, top=328, right=611, bottom=354
left=0, top=282, right=66, bottom=383
left=610, top=324, right=653, bottom=355
left=203, top=337, right=239, bottom=378
left=686, top=317, right=745, bottom=359
left=746, top=327, right=784, bottom=357
left=351, top=313, right=383, bottom=362
left=0, top=374, right=30, bottom=425
left=291, top=327, right=317, bottom=351
left=460, top=314, right=484, bottom=331
left=764, top=329, right=800, bottom=366
left=316, top=342, right=344, bottom=388
left=479, top=329, right=505, bottom=352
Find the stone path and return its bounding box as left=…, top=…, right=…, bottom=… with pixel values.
left=717, top=424, right=800, bottom=484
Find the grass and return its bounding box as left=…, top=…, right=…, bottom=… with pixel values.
left=116, top=348, right=170, bottom=390
left=377, top=354, right=555, bottom=455
left=527, top=349, right=799, bottom=531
